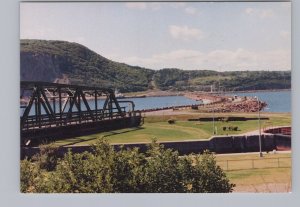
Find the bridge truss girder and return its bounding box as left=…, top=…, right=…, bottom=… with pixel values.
left=20, top=81, right=127, bottom=131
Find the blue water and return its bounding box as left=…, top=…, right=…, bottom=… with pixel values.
left=21, top=95, right=201, bottom=116
left=120, top=91, right=291, bottom=112
left=118, top=96, right=201, bottom=111
left=226, top=91, right=291, bottom=113
left=21, top=91, right=291, bottom=115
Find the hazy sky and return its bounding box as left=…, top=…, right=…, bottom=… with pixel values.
left=20, top=2, right=291, bottom=71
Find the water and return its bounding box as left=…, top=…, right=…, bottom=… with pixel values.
left=20, top=91, right=291, bottom=116
left=118, top=96, right=201, bottom=111
left=21, top=95, right=201, bottom=116
left=226, top=91, right=291, bottom=113
left=122, top=91, right=291, bottom=113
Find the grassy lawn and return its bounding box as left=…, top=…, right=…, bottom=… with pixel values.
left=216, top=152, right=291, bottom=170
left=215, top=153, right=292, bottom=192
left=228, top=168, right=291, bottom=192
left=55, top=122, right=211, bottom=146
left=54, top=112, right=291, bottom=146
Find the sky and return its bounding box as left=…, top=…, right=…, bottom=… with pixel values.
left=20, top=2, right=291, bottom=71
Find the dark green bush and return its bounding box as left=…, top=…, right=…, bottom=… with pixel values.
left=167, top=119, right=176, bottom=124
left=20, top=138, right=235, bottom=193
left=32, top=143, right=59, bottom=171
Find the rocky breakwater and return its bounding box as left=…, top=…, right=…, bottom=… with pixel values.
left=186, top=92, right=267, bottom=113
left=185, top=92, right=226, bottom=103
left=206, top=98, right=267, bottom=113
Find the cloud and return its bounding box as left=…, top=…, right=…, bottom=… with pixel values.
left=153, top=49, right=203, bottom=61
left=171, top=2, right=187, bottom=9
left=125, top=3, right=147, bottom=10
left=20, top=27, right=56, bottom=39
left=150, top=3, right=162, bottom=11
left=280, top=2, right=291, bottom=9
left=108, top=48, right=291, bottom=71
left=260, top=9, right=274, bottom=18
left=125, top=2, right=161, bottom=11
left=245, top=8, right=254, bottom=15
left=245, top=8, right=274, bottom=19
left=184, top=7, right=199, bottom=15
left=280, top=31, right=290, bottom=39
left=169, top=25, right=204, bottom=41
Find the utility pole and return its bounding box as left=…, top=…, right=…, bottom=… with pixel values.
left=255, top=96, right=263, bottom=157
left=212, top=104, right=215, bottom=135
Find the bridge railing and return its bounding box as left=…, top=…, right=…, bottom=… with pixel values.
left=21, top=107, right=131, bottom=130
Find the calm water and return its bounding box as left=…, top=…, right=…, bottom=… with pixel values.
left=118, top=96, right=201, bottom=111
left=22, top=95, right=201, bottom=116
left=122, top=91, right=291, bottom=113
left=226, top=91, right=291, bottom=113
left=21, top=91, right=291, bottom=115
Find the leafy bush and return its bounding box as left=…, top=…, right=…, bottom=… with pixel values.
left=32, top=143, right=59, bottom=171
left=20, top=159, right=39, bottom=193
left=20, top=138, right=235, bottom=193
left=167, top=119, right=176, bottom=124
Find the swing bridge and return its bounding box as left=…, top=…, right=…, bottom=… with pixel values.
left=20, top=81, right=142, bottom=146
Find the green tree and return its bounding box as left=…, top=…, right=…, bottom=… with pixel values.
left=20, top=138, right=235, bottom=193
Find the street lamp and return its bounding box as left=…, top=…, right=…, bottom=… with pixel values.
left=255, top=96, right=263, bottom=157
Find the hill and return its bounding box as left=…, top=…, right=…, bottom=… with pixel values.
left=154, top=69, right=291, bottom=91
left=21, top=39, right=291, bottom=92
left=21, top=39, right=154, bottom=92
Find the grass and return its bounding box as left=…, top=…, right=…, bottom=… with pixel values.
left=55, top=122, right=211, bottom=146
left=190, top=75, right=232, bottom=85
left=227, top=168, right=291, bottom=192
left=216, top=153, right=291, bottom=170
left=53, top=112, right=291, bottom=146
left=215, top=153, right=292, bottom=192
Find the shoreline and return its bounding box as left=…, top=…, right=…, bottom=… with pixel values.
left=224, top=88, right=291, bottom=94
left=124, top=88, right=291, bottom=98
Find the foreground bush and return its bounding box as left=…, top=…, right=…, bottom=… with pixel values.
left=20, top=139, right=235, bottom=193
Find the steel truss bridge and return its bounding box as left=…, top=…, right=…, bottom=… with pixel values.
left=20, top=81, right=142, bottom=146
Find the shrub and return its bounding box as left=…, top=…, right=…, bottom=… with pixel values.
left=20, top=138, right=235, bottom=193
left=20, top=159, right=39, bottom=193
left=32, top=143, right=59, bottom=171
left=167, top=119, right=176, bottom=124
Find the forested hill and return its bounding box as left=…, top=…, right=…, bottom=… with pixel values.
left=154, top=69, right=291, bottom=91
left=20, top=39, right=154, bottom=92
left=21, top=39, right=291, bottom=92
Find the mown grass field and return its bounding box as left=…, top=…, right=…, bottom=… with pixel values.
left=54, top=112, right=291, bottom=146
left=216, top=152, right=291, bottom=170
left=216, top=153, right=292, bottom=192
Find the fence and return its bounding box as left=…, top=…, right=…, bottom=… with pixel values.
left=216, top=157, right=291, bottom=171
